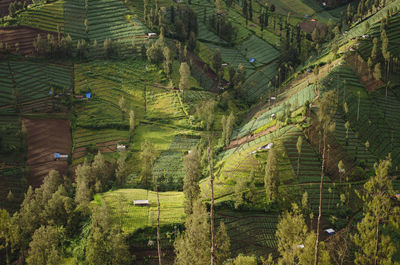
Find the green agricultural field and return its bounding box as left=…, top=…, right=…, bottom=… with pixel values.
left=0, top=167, right=28, bottom=212
left=215, top=210, right=279, bottom=257
left=202, top=126, right=295, bottom=201
left=95, top=188, right=185, bottom=234
left=64, top=0, right=148, bottom=55
left=237, top=35, right=279, bottom=67
left=358, top=12, right=400, bottom=61
left=0, top=60, right=73, bottom=113
left=19, top=0, right=65, bottom=32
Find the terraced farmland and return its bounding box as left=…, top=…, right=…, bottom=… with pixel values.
left=0, top=60, right=72, bottom=113
left=19, top=0, right=65, bottom=33
left=65, top=0, right=148, bottom=55
left=237, top=35, right=279, bottom=67
left=98, top=188, right=185, bottom=234
left=281, top=127, right=329, bottom=184
left=152, top=135, right=199, bottom=191
left=0, top=26, right=56, bottom=56
left=233, top=84, right=316, bottom=139
left=215, top=210, right=279, bottom=257
left=0, top=167, right=27, bottom=212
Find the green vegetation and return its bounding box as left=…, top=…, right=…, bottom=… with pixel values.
left=96, top=188, right=185, bottom=234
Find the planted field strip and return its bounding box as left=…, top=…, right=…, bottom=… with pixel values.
left=319, top=66, right=400, bottom=170
left=74, top=60, right=152, bottom=129
left=23, top=118, right=71, bottom=188
left=215, top=210, right=279, bottom=256
left=0, top=60, right=72, bottom=112
left=242, top=62, right=278, bottom=103
left=358, top=13, right=400, bottom=60
left=0, top=116, right=24, bottom=165
left=323, top=66, right=400, bottom=167
left=0, top=26, right=56, bottom=56
left=343, top=0, right=400, bottom=41
left=99, top=189, right=185, bottom=234
left=0, top=167, right=27, bottom=212
left=233, top=84, right=316, bottom=139
left=281, top=127, right=329, bottom=184
left=334, top=114, right=376, bottom=170
left=146, top=87, right=189, bottom=127
left=203, top=126, right=293, bottom=199
left=0, top=62, right=15, bottom=109
left=152, top=135, right=199, bottom=191
left=65, top=0, right=148, bottom=56
left=19, top=0, right=64, bottom=33
left=300, top=183, right=341, bottom=215
left=202, top=42, right=256, bottom=77
left=237, top=35, right=279, bottom=67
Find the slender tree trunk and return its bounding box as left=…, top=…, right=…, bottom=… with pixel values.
left=374, top=218, right=380, bottom=265
left=155, top=175, right=162, bottom=265
left=297, top=153, right=301, bottom=177
left=314, top=132, right=326, bottom=265
left=208, top=142, right=215, bottom=265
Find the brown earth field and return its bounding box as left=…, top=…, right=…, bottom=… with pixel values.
left=0, top=26, right=56, bottom=56
left=23, top=118, right=71, bottom=187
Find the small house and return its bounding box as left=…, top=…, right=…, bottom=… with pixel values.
left=362, top=34, right=370, bottom=39
left=117, top=144, right=126, bottom=152
left=221, top=63, right=228, bottom=67
left=271, top=113, right=276, bottom=120
left=85, top=92, right=91, bottom=99
left=147, top=33, right=157, bottom=39
left=249, top=58, right=255, bottom=63
left=134, top=200, right=149, bottom=206
left=395, top=194, right=400, bottom=200
left=324, top=228, right=335, bottom=236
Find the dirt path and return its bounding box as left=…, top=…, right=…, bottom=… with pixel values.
left=23, top=118, right=71, bottom=187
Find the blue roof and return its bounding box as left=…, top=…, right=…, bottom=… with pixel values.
left=49, top=91, right=53, bottom=95
left=249, top=58, right=255, bottom=63
left=54, top=153, right=60, bottom=159
left=85, top=92, right=91, bottom=99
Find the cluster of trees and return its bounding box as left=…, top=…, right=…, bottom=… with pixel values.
left=207, top=13, right=238, bottom=43
left=8, top=1, right=27, bottom=18
left=75, top=151, right=129, bottom=209
left=144, top=0, right=198, bottom=44
left=0, top=169, right=131, bottom=265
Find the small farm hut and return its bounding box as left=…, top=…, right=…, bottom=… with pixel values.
left=324, top=228, right=335, bottom=236
left=85, top=92, right=92, bottom=99
left=134, top=200, right=149, bottom=206
left=54, top=153, right=68, bottom=161
left=147, top=33, right=157, bottom=38
left=117, top=144, right=126, bottom=152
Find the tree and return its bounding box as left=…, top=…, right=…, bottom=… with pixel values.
left=208, top=142, right=216, bottom=265
left=146, top=43, right=164, bottom=63
left=264, top=145, right=279, bottom=203
left=196, top=99, right=216, bottom=130
left=86, top=204, right=112, bottom=265
left=115, top=152, right=128, bottom=186
left=216, top=0, right=223, bottom=13
left=215, top=222, right=231, bottom=265
left=104, top=38, right=114, bottom=58
left=315, top=90, right=337, bottom=265
left=234, top=170, right=257, bottom=209
left=221, top=112, right=235, bottom=146
left=276, top=203, right=308, bottom=264
left=225, top=254, right=257, bottom=265
left=352, top=155, right=400, bottom=265
left=75, top=160, right=92, bottom=209
left=0, top=209, right=10, bottom=265
left=373, top=63, right=382, bottom=80
left=26, top=225, right=62, bottom=265
left=140, top=140, right=157, bottom=187
left=91, top=151, right=108, bottom=192
left=296, top=136, right=303, bottom=177
left=212, top=49, right=223, bottom=75
left=119, top=96, right=127, bottom=119
left=183, top=149, right=201, bottom=214
left=174, top=200, right=210, bottom=265
left=163, top=46, right=172, bottom=77
left=110, top=233, right=131, bottom=265
left=129, top=109, right=135, bottom=136
left=179, top=62, right=191, bottom=101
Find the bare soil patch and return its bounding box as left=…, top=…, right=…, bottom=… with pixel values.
left=0, top=26, right=56, bottom=56
left=23, top=118, right=71, bottom=187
